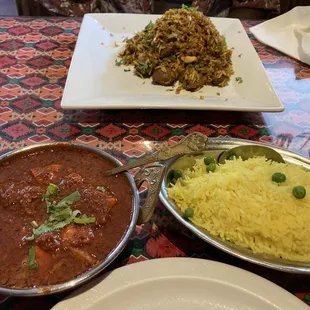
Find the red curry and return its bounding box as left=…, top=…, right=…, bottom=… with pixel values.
left=0, top=145, right=133, bottom=288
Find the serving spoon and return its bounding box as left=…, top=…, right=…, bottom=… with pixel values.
left=217, top=144, right=285, bottom=164
left=103, top=133, right=285, bottom=176
left=103, top=132, right=209, bottom=176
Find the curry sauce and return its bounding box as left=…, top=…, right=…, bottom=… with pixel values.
left=0, top=145, right=133, bottom=288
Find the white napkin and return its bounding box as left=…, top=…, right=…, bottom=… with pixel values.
left=250, top=7, right=310, bottom=66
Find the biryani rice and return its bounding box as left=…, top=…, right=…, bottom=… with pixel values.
left=119, top=7, right=234, bottom=91
left=167, top=157, right=310, bottom=262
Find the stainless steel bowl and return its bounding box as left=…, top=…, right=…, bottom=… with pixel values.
left=159, top=138, right=310, bottom=274
left=0, top=143, right=165, bottom=296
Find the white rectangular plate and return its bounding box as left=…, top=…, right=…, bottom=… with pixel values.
left=61, top=13, right=284, bottom=112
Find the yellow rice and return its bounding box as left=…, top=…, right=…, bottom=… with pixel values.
left=167, top=157, right=310, bottom=262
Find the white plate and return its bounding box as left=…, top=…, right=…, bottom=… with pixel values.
left=52, top=258, right=307, bottom=310
left=250, top=7, right=310, bottom=66
left=61, top=13, right=283, bottom=112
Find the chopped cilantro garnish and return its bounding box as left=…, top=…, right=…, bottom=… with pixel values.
left=96, top=186, right=106, bottom=192
left=26, top=188, right=95, bottom=241
left=32, top=210, right=82, bottom=239
left=74, top=215, right=96, bottom=224
left=137, top=61, right=148, bottom=71
left=42, top=183, right=58, bottom=201
left=135, top=61, right=153, bottom=78
left=124, top=68, right=131, bottom=72
left=51, top=191, right=80, bottom=211
left=115, top=59, right=124, bottom=66
left=235, top=76, right=243, bottom=84
left=24, top=183, right=98, bottom=271
left=218, top=38, right=227, bottom=51
left=48, top=207, right=72, bottom=222
left=27, top=246, right=39, bottom=269
left=181, top=4, right=198, bottom=11
left=145, top=21, right=153, bottom=31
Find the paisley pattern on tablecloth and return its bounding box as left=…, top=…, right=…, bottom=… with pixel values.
left=1, top=17, right=310, bottom=305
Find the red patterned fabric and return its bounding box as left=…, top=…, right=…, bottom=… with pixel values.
left=0, top=17, right=310, bottom=308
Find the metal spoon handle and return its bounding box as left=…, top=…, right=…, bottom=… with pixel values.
left=103, top=132, right=208, bottom=176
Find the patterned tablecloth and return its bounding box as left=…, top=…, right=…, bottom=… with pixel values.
left=0, top=16, right=310, bottom=309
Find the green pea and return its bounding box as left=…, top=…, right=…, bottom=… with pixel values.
left=293, top=186, right=306, bottom=199
left=272, top=172, right=286, bottom=183
left=204, top=156, right=215, bottom=165
left=184, top=207, right=194, bottom=218
left=207, top=163, right=216, bottom=173
left=173, top=170, right=183, bottom=180
left=227, top=152, right=236, bottom=160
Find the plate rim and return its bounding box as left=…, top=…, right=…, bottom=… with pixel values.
left=61, top=13, right=284, bottom=112
left=52, top=257, right=308, bottom=309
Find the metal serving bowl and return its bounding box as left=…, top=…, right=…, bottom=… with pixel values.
left=159, top=138, right=310, bottom=274
left=0, top=143, right=165, bottom=296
